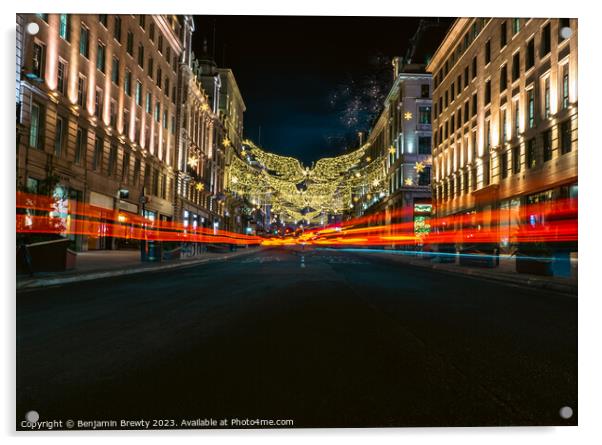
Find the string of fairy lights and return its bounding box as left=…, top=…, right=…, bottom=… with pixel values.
left=225, top=139, right=390, bottom=224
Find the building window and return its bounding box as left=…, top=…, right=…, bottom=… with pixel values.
left=512, top=145, right=520, bottom=173
left=133, top=158, right=141, bottom=184
left=96, top=42, right=106, bottom=72
left=501, top=21, right=508, bottom=47
left=464, top=101, right=469, bottom=122
left=156, top=68, right=162, bottom=87
left=526, top=138, right=536, bottom=169
left=122, top=150, right=130, bottom=182
left=161, top=173, right=167, bottom=199
left=114, top=16, right=122, bottom=43
left=57, top=59, right=67, bottom=95
left=110, top=100, right=117, bottom=127
left=155, top=102, right=161, bottom=122
left=146, top=92, right=152, bottom=114
left=150, top=23, right=155, bottom=42
left=99, top=14, right=107, bottom=28
left=152, top=169, right=159, bottom=196
left=543, top=77, right=550, bottom=119
left=485, top=79, right=491, bottom=105
left=135, top=81, right=142, bottom=106
left=485, top=40, right=491, bottom=65
left=457, top=74, right=462, bottom=93
left=111, top=57, right=120, bottom=85
left=126, top=31, right=134, bottom=55
left=108, top=143, right=118, bottom=175
left=512, top=51, right=520, bottom=82
left=502, top=108, right=508, bottom=143
left=74, top=127, right=86, bottom=164
left=79, top=25, right=89, bottom=58
left=95, top=88, right=103, bottom=118
left=513, top=99, right=520, bottom=135
left=501, top=151, right=509, bottom=179
left=472, top=56, right=477, bottom=79
left=36, top=14, right=48, bottom=22
left=54, top=116, right=64, bottom=157
left=527, top=89, right=535, bottom=128
left=164, top=77, right=170, bottom=95
left=148, top=58, right=154, bottom=79
left=419, top=106, right=431, bottom=124
left=31, top=41, right=45, bottom=78
left=464, top=66, right=469, bottom=88
left=526, top=38, right=535, bottom=69
left=562, top=64, right=570, bottom=109
left=29, top=103, right=41, bottom=148
left=543, top=129, right=552, bottom=162
left=540, top=22, right=551, bottom=57
left=124, top=70, right=131, bottom=96
left=139, top=15, right=146, bottom=30
left=559, top=18, right=571, bottom=41
left=421, top=84, right=429, bottom=98
left=93, top=136, right=103, bottom=171
left=163, top=110, right=168, bottom=129
left=418, top=166, right=431, bottom=186
left=77, top=74, right=86, bottom=107
left=59, top=14, right=70, bottom=41
left=500, top=64, right=507, bottom=91
left=450, top=84, right=455, bottom=101
left=137, top=44, right=144, bottom=67
left=560, top=120, right=572, bottom=154
left=451, top=115, right=455, bottom=133
left=418, top=136, right=431, bottom=154
left=512, top=18, right=520, bottom=35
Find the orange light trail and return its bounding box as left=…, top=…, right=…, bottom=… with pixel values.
left=16, top=192, right=577, bottom=249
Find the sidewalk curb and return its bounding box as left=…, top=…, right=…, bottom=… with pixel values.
left=17, top=248, right=261, bottom=292
left=347, top=251, right=578, bottom=297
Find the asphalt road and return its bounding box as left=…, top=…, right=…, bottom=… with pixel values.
left=16, top=246, right=577, bottom=428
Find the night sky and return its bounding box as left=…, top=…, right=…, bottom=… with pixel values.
left=192, top=16, right=453, bottom=165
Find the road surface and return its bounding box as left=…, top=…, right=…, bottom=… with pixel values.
left=16, top=246, right=577, bottom=428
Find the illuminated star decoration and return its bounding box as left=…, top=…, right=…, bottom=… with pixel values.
left=222, top=137, right=231, bottom=148
left=388, top=146, right=396, bottom=155
left=201, top=103, right=209, bottom=111
left=187, top=156, right=199, bottom=168
left=414, top=161, right=426, bottom=173
left=372, top=179, right=379, bottom=187
left=195, top=183, right=204, bottom=191
left=404, top=111, right=413, bottom=120
left=404, top=178, right=414, bottom=186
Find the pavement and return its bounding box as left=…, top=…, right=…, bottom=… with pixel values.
left=318, top=248, right=578, bottom=297
left=16, top=247, right=261, bottom=291
left=16, top=246, right=577, bottom=429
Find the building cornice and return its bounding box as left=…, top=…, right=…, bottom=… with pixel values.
left=425, top=18, right=470, bottom=73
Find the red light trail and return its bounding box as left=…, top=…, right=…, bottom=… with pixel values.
left=16, top=191, right=577, bottom=249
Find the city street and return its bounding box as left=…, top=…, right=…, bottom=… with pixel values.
left=16, top=246, right=577, bottom=428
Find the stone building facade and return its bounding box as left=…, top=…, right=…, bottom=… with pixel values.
left=427, top=18, right=578, bottom=253
left=17, top=14, right=189, bottom=250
